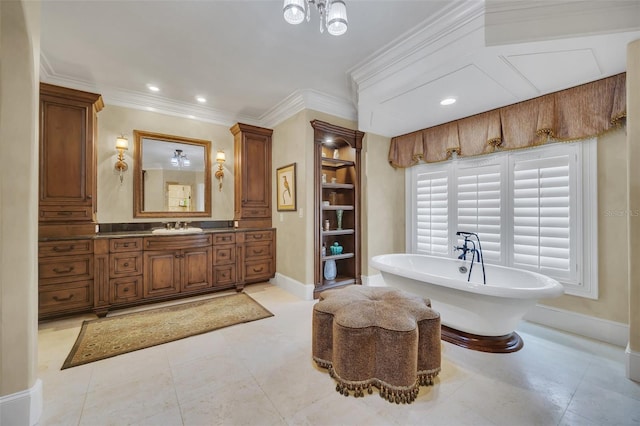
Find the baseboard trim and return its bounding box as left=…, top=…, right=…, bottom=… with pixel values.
left=626, top=344, right=640, bottom=382
left=524, top=304, right=628, bottom=347
left=0, top=379, right=42, bottom=426
left=270, top=273, right=315, bottom=300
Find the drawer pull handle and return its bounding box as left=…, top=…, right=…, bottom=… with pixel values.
left=253, top=249, right=264, bottom=254
left=123, top=263, right=129, bottom=267
left=123, top=243, right=130, bottom=247
left=123, top=288, right=129, bottom=293
left=53, top=294, right=74, bottom=302
left=57, top=211, right=73, bottom=216
left=252, top=235, right=264, bottom=240
left=252, top=267, right=264, bottom=273
left=53, top=266, right=74, bottom=274
left=222, top=237, right=231, bottom=241
left=52, top=245, right=74, bottom=252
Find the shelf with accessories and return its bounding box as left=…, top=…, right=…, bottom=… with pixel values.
left=312, top=120, right=364, bottom=298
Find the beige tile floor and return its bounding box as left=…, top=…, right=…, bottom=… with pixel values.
left=38, top=283, right=640, bottom=426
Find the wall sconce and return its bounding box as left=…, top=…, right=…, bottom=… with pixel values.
left=114, top=135, right=129, bottom=183
left=215, top=150, right=226, bottom=191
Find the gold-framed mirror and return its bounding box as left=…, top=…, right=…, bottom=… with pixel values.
left=133, top=130, right=212, bottom=218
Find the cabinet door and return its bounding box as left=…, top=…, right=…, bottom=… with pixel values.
left=231, top=123, right=273, bottom=227
left=143, top=251, right=180, bottom=298
left=181, top=246, right=212, bottom=292
left=39, top=94, right=94, bottom=217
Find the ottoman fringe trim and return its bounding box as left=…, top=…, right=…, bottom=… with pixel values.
left=313, top=358, right=440, bottom=404
left=417, top=367, right=441, bottom=386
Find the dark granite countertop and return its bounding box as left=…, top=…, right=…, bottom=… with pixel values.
left=39, top=221, right=273, bottom=241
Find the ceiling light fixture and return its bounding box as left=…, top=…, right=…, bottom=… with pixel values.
left=283, top=0, right=348, bottom=36
left=440, top=97, right=456, bottom=106
left=170, top=149, right=191, bottom=168
left=196, top=96, right=206, bottom=103
left=147, top=85, right=160, bottom=92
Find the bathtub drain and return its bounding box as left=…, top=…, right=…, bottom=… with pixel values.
left=458, top=266, right=468, bottom=274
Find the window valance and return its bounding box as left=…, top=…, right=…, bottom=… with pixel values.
left=388, top=73, right=626, bottom=168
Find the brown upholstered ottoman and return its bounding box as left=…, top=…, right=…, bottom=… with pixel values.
left=312, top=285, right=441, bottom=404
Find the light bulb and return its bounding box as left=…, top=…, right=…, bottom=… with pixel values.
left=283, top=0, right=306, bottom=25
left=327, top=0, right=347, bottom=36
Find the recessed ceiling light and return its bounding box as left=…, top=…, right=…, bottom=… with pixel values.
left=147, top=84, right=160, bottom=92
left=146, top=106, right=156, bottom=112
left=187, top=115, right=195, bottom=119
left=195, top=96, right=206, bottom=103
left=440, top=97, right=456, bottom=106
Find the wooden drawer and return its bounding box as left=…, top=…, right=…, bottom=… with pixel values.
left=39, top=206, right=93, bottom=222
left=213, top=232, right=235, bottom=245
left=39, top=280, right=93, bottom=314
left=110, top=237, right=143, bottom=253
left=39, top=255, right=93, bottom=282
left=244, top=259, right=274, bottom=282
left=214, top=265, right=236, bottom=287
left=39, top=239, right=93, bottom=257
left=245, top=241, right=273, bottom=260
left=213, top=245, right=236, bottom=265
left=110, top=276, right=143, bottom=304
left=110, top=252, right=143, bottom=277
left=244, top=229, right=273, bottom=242
left=143, top=234, right=212, bottom=251
left=241, top=207, right=270, bottom=218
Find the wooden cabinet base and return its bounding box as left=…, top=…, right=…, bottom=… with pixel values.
left=40, top=228, right=276, bottom=319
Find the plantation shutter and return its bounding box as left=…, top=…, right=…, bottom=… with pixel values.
left=455, top=163, right=503, bottom=263
left=512, top=154, right=575, bottom=281
left=415, top=170, right=449, bottom=255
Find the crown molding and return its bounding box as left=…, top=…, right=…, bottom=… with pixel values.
left=41, top=54, right=354, bottom=129
left=260, top=89, right=357, bottom=128
left=39, top=53, right=259, bottom=127
left=348, top=0, right=485, bottom=94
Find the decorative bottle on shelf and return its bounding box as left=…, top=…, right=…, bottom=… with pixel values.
left=336, top=209, right=343, bottom=230
left=324, top=259, right=337, bottom=280
left=330, top=242, right=343, bottom=255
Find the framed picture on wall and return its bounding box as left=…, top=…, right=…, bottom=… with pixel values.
left=276, top=163, right=297, bottom=211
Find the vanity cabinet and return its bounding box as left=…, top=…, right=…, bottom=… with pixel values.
left=242, top=229, right=276, bottom=284
left=108, top=237, right=143, bottom=305
left=230, top=123, right=273, bottom=228
left=39, top=83, right=103, bottom=238
left=212, top=232, right=237, bottom=288
left=311, top=120, right=363, bottom=297
left=143, top=234, right=213, bottom=298
left=39, top=228, right=276, bottom=319
left=38, top=239, right=94, bottom=319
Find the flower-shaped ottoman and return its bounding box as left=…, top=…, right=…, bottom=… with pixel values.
left=312, top=285, right=441, bottom=404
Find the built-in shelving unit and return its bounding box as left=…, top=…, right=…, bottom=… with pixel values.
left=311, top=120, right=364, bottom=298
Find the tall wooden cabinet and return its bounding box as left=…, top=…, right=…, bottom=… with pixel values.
left=230, top=123, right=273, bottom=228
left=39, top=83, right=103, bottom=237
left=311, top=120, right=364, bottom=297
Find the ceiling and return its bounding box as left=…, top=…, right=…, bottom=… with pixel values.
left=40, top=1, right=640, bottom=138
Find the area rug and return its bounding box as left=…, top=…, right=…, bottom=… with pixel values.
left=62, top=293, right=273, bottom=369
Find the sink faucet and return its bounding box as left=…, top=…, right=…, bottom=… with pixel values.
left=454, top=231, right=486, bottom=284
left=175, top=221, right=181, bottom=229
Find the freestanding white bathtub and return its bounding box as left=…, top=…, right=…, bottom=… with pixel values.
left=370, top=253, right=564, bottom=352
